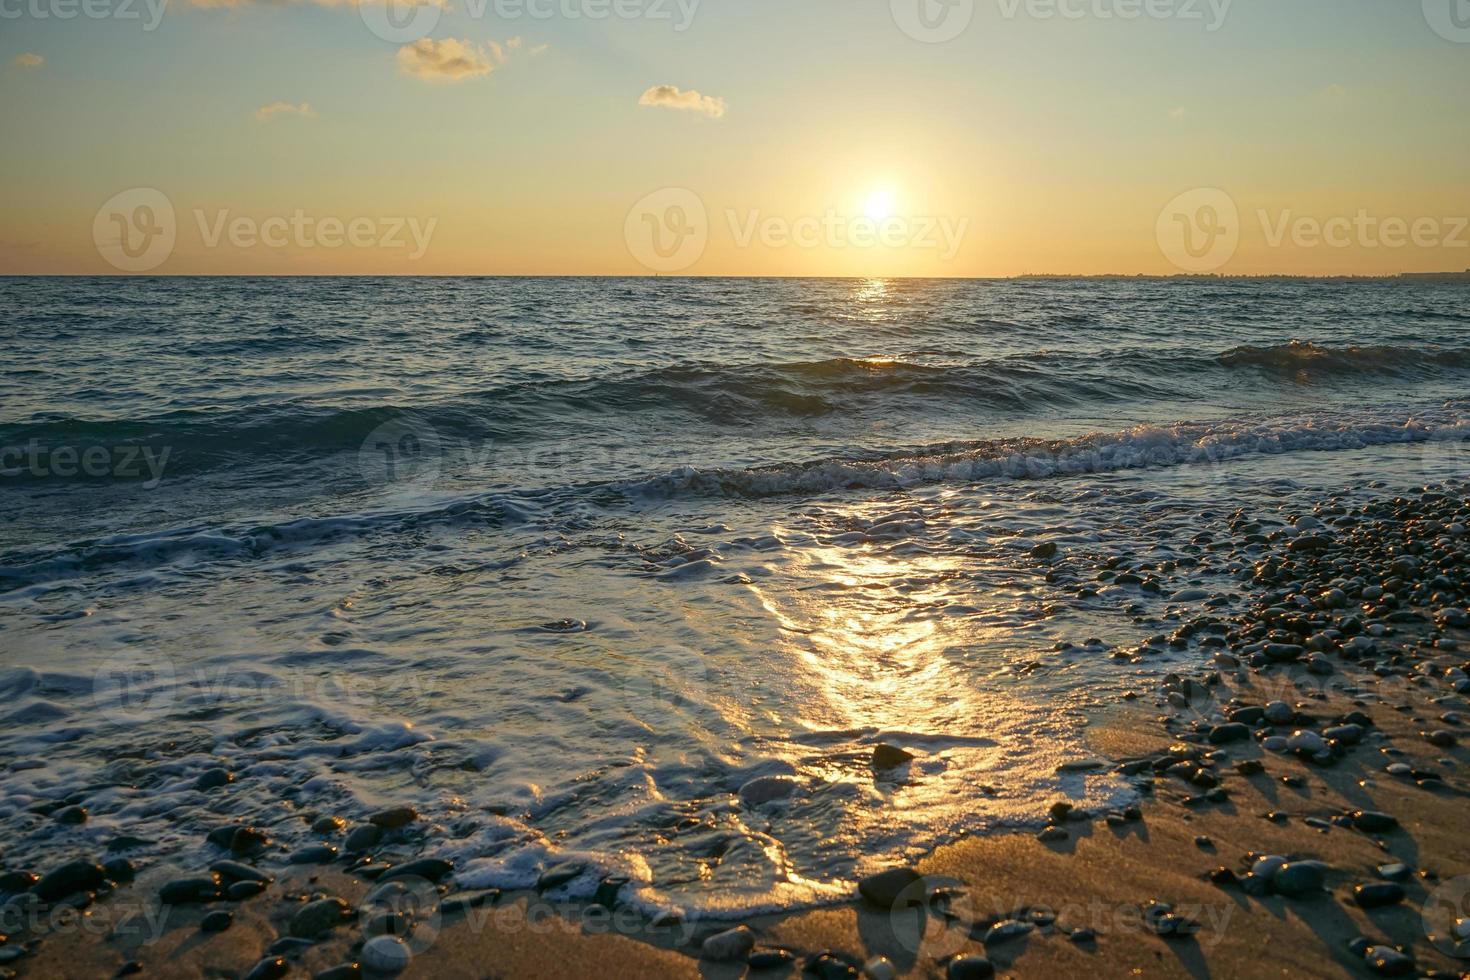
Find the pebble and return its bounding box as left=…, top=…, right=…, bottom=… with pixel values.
left=1264, top=701, right=1295, bottom=724
left=242, top=958, right=289, bottom=980
left=747, top=950, right=797, bottom=970
left=701, top=926, right=755, bottom=961
left=857, top=868, right=922, bottom=909
left=289, top=897, right=352, bottom=938
left=1364, top=946, right=1414, bottom=976
left=1272, top=861, right=1327, bottom=897
left=288, top=845, right=339, bottom=865
left=312, top=816, right=346, bottom=834
left=1353, top=883, right=1406, bottom=908
left=33, top=860, right=105, bottom=902
left=946, top=955, right=995, bottom=979
left=1286, top=730, right=1326, bottom=753
left=379, top=858, right=454, bottom=883
left=344, top=825, right=383, bottom=851
left=982, top=919, right=1034, bottom=943
left=312, top=966, right=363, bottom=980
left=158, top=876, right=222, bottom=905
left=210, top=860, right=271, bottom=884
left=1376, top=863, right=1410, bottom=881
left=55, top=806, right=88, bottom=825
left=537, top=861, right=584, bottom=890
left=361, top=935, right=412, bottom=974
left=1352, top=810, right=1399, bottom=833
left=200, top=910, right=233, bottom=932
left=861, top=956, right=896, bottom=980
left=228, top=880, right=267, bottom=900
left=369, top=807, right=418, bottom=830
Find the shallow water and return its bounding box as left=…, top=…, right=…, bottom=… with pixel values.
left=2, top=276, right=1468, bottom=917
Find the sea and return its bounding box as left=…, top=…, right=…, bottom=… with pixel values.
left=2, top=276, right=1468, bottom=919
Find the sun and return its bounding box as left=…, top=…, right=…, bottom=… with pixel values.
left=863, top=189, right=896, bottom=221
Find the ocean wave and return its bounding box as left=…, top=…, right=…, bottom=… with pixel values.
left=4, top=405, right=1468, bottom=590
left=1218, top=341, right=1470, bottom=375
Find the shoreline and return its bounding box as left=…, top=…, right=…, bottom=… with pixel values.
left=4, top=484, right=1470, bottom=978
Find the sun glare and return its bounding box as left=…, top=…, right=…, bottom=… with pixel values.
left=863, top=189, right=896, bottom=221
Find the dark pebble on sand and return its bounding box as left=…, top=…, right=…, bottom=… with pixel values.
left=368, top=807, right=418, bottom=830
left=378, top=858, right=453, bottom=883
left=210, top=860, right=271, bottom=883
left=228, top=880, right=267, bottom=900
left=344, top=825, right=383, bottom=852
left=33, top=860, right=105, bottom=902
left=287, top=845, right=339, bottom=865
left=857, top=868, right=922, bottom=909
left=102, top=858, right=135, bottom=883
left=1208, top=723, right=1251, bottom=744
left=312, top=965, right=363, bottom=980
left=289, top=897, right=352, bottom=938
left=0, top=871, right=38, bottom=894
left=1352, top=811, right=1399, bottom=833
left=242, top=956, right=289, bottom=980
left=1354, top=883, right=1406, bottom=908
left=55, top=805, right=87, bottom=825
left=312, top=816, right=346, bottom=835
left=804, top=953, right=860, bottom=980
left=747, top=949, right=796, bottom=969
left=947, top=954, right=995, bottom=979
left=159, top=876, right=222, bottom=904
left=1273, top=862, right=1327, bottom=897
left=1365, top=945, right=1415, bottom=976
left=201, top=910, right=233, bottom=932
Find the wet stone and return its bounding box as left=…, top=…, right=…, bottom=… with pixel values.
left=200, top=910, right=233, bottom=932
left=1354, top=883, right=1405, bottom=908
left=242, top=957, right=289, bottom=980
left=159, top=876, right=222, bottom=904
left=289, top=897, right=352, bottom=938
left=701, top=925, right=755, bottom=961
left=947, top=955, right=995, bottom=980
left=33, top=860, right=105, bottom=902
left=344, top=825, right=383, bottom=852
left=287, top=845, right=339, bottom=865
left=362, top=935, right=412, bottom=974
left=857, top=868, right=922, bottom=909
left=368, top=807, right=418, bottom=830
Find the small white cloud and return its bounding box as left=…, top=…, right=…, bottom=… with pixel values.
left=529, top=43, right=549, bottom=56
left=397, top=37, right=494, bottom=81
left=638, top=84, right=726, bottom=119
left=255, top=101, right=317, bottom=122
left=13, top=52, right=44, bottom=69
left=506, top=36, right=522, bottom=49
left=1168, top=106, right=1186, bottom=119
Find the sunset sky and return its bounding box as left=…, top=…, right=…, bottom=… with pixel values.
left=2, top=0, right=1468, bottom=276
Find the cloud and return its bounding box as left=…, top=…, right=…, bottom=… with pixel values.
left=529, top=44, right=549, bottom=56
left=13, top=53, right=44, bottom=69
left=1168, top=106, right=1186, bottom=119
left=397, top=38, right=494, bottom=81
left=638, top=84, right=726, bottom=119
left=255, top=101, right=317, bottom=122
